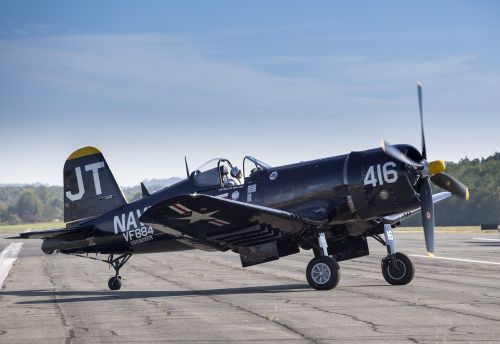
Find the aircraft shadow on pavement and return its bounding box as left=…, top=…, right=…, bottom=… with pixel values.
left=6, top=283, right=313, bottom=304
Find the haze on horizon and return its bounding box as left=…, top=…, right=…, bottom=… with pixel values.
left=1, top=1, right=499, bottom=186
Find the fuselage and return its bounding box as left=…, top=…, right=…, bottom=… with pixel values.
left=42, top=145, right=422, bottom=255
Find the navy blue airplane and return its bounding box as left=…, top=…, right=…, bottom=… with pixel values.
left=11, top=85, right=468, bottom=290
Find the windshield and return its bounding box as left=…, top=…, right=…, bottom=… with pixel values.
left=243, top=156, right=271, bottom=178
left=246, top=156, right=271, bottom=169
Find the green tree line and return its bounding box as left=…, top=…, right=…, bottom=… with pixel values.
left=0, top=185, right=63, bottom=224
left=403, top=152, right=500, bottom=226
left=0, top=180, right=177, bottom=225
left=0, top=154, right=498, bottom=225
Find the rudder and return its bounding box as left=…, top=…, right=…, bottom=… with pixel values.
left=64, top=146, right=127, bottom=223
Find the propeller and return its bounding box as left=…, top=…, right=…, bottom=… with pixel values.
left=381, top=83, right=469, bottom=255
left=419, top=178, right=434, bottom=254
left=430, top=173, right=469, bottom=201
left=418, top=82, right=427, bottom=160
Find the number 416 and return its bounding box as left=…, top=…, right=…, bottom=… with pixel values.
left=363, top=162, right=398, bottom=187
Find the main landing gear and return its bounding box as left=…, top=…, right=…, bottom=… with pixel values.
left=107, top=253, right=132, bottom=290
left=306, top=232, right=341, bottom=290
left=375, top=224, right=414, bottom=285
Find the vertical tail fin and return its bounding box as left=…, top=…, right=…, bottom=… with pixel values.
left=63, top=146, right=127, bottom=223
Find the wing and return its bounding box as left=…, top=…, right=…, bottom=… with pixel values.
left=140, top=193, right=326, bottom=250
left=381, top=192, right=451, bottom=224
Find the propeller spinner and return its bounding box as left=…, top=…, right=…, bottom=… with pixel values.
left=381, top=83, right=469, bottom=255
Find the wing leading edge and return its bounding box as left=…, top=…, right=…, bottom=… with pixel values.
left=381, top=192, right=451, bottom=224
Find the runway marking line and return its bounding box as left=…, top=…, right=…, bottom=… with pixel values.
left=0, top=243, right=23, bottom=288
left=411, top=254, right=500, bottom=266
left=473, top=237, right=500, bottom=242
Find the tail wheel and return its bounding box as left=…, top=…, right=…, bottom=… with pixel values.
left=108, top=276, right=122, bottom=290
left=381, top=252, right=414, bottom=285
left=306, top=256, right=341, bottom=290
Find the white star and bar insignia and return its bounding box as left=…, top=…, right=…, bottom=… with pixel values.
left=168, top=203, right=230, bottom=227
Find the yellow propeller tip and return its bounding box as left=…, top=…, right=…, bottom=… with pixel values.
left=428, top=160, right=446, bottom=175
left=465, top=189, right=470, bottom=201
left=427, top=252, right=435, bottom=258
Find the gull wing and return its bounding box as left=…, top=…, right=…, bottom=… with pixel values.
left=140, top=193, right=326, bottom=249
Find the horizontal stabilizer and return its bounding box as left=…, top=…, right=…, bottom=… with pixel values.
left=8, top=226, right=94, bottom=240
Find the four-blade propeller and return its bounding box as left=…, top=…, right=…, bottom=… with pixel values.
left=381, top=83, right=469, bottom=255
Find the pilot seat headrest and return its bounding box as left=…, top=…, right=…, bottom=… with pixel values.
left=220, top=165, right=229, bottom=175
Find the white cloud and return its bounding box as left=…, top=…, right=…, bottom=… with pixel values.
left=0, top=34, right=498, bottom=185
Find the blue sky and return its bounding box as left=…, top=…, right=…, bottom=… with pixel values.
left=0, top=1, right=499, bottom=185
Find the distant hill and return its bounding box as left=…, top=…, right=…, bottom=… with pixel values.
left=0, top=177, right=182, bottom=224
left=122, top=177, right=183, bottom=202
left=0, top=153, right=498, bottom=226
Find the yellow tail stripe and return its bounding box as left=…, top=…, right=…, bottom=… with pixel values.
left=67, top=146, right=101, bottom=160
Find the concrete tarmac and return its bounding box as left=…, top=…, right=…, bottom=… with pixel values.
left=1, top=232, right=500, bottom=343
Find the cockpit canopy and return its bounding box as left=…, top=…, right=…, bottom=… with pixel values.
left=193, top=158, right=232, bottom=188
left=192, top=156, right=270, bottom=188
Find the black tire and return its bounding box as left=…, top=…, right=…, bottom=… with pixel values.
left=108, top=276, right=122, bottom=290
left=306, top=256, right=341, bottom=290
left=381, top=252, right=414, bottom=285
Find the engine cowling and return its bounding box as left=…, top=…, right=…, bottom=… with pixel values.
left=345, top=145, right=421, bottom=220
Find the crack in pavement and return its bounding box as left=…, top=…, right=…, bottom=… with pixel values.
left=344, top=287, right=500, bottom=325
left=296, top=301, right=384, bottom=334
left=177, top=253, right=500, bottom=326
left=42, top=258, right=76, bottom=344
left=131, top=261, right=320, bottom=344
left=449, top=326, right=475, bottom=335
left=142, top=295, right=173, bottom=317
left=144, top=315, right=153, bottom=326
left=284, top=298, right=427, bottom=340
left=42, top=258, right=98, bottom=343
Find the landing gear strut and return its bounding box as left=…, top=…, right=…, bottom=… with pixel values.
left=306, top=231, right=341, bottom=290
left=376, top=224, right=414, bottom=285
left=107, top=253, right=132, bottom=290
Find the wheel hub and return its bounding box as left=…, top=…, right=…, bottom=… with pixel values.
left=387, top=259, right=406, bottom=280
left=311, top=262, right=331, bottom=284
